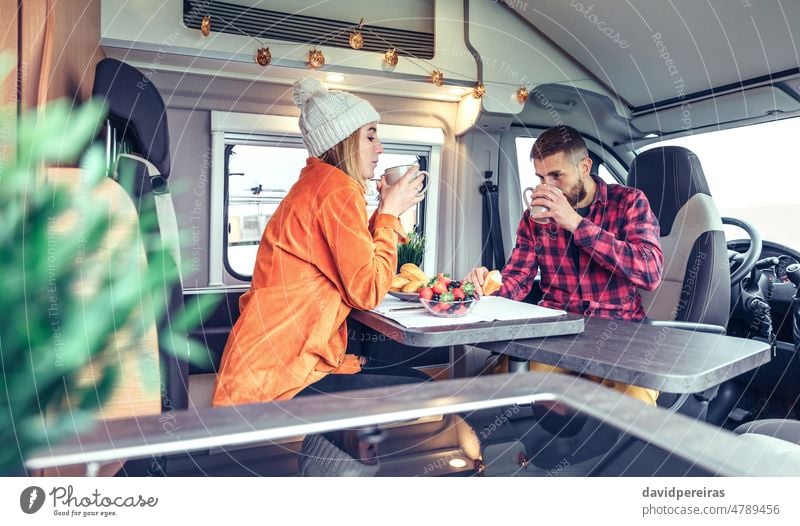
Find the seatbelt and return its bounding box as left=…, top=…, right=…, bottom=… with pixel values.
left=116, top=153, right=189, bottom=414
left=117, top=153, right=183, bottom=283
left=479, top=173, right=505, bottom=270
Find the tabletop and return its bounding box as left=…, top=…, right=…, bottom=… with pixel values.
left=351, top=306, right=771, bottom=393
left=477, top=317, right=771, bottom=392
left=348, top=308, right=585, bottom=348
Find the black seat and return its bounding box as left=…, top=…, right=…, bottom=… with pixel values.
left=628, top=146, right=731, bottom=420
left=628, top=146, right=730, bottom=329
left=92, top=58, right=190, bottom=413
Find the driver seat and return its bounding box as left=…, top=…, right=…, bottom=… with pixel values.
left=627, top=146, right=730, bottom=329
left=628, top=146, right=731, bottom=420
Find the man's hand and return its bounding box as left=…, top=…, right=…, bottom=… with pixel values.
left=530, top=185, right=582, bottom=232
left=464, top=266, right=490, bottom=298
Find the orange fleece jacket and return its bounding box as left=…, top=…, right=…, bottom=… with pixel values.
left=212, top=158, right=405, bottom=406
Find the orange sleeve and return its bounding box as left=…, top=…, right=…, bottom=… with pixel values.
left=319, top=187, right=402, bottom=311
left=368, top=209, right=408, bottom=242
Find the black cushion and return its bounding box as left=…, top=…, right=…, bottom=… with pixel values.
left=627, top=146, right=710, bottom=236
left=92, top=58, right=171, bottom=179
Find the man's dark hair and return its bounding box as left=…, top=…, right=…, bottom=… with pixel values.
left=530, top=125, right=588, bottom=163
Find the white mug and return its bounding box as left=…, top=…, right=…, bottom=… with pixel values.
left=523, top=185, right=559, bottom=224
left=383, top=164, right=429, bottom=193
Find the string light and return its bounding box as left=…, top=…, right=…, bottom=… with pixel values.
left=349, top=17, right=364, bottom=49
left=308, top=49, right=325, bottom=69
left=192, top=13, right=521, bottom=99
left=256, top=47, right=272, bottom=66
left=349, top=31, right=364, bottom=49
left=383, top=48, right=399, bottom=67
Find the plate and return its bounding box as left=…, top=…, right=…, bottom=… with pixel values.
left=388, top=291, right=421, bottom=302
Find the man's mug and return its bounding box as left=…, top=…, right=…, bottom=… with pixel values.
left=384, top=164, right=429, bottom=194
left=523, top=185, right=556, bottom=224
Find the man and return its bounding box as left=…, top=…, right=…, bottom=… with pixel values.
left=466, top=125, right=663, bottom=405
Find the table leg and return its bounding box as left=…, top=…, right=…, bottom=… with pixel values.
left=508, top=356, right=530, bottom=374
left=449, top=345, right=465, bottom=378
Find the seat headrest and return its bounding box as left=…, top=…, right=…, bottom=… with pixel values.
left=92, top=58, right=171, bottom=179
left=627, top=146, right=711, bottom=236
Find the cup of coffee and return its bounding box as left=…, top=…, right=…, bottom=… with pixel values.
left=383, top=164, right=429, bottom=194
left=523, top=185, right=557, bottom=224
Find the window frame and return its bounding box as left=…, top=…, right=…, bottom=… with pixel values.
left=222, top=138, right=307, bottom=281
left=210, top=111, right=444, bottom=285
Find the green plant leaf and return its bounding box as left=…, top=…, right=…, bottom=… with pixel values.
left=17, top=99, right=106, bottom=164
left=396, top=228, right=426, bottom=269
left=0, top=69, right=218, bottom=475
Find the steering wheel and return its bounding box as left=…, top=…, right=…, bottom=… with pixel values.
left=723, top=217, right=762, bottom=286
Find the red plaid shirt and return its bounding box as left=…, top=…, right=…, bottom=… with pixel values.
left=500, top=176, right=663, bottom=321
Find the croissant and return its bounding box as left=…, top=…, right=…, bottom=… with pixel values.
left=399, top=263, right=428, bottom=283
left=390, top=275, right=410, bottom=291
left=402, top=279, right=427, bottom=293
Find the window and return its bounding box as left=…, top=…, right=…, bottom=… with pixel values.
left=637, top=117, right=800, bottom=249
left=514, top=136, right=617, bottom=209
left=225, top=143, right=306, bottom=278
left=211, top=112, right=444, bottom=285
left=224, top=143, right=426, bottom=279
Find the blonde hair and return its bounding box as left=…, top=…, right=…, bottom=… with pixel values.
left=319, top=129, right=367, bottom=193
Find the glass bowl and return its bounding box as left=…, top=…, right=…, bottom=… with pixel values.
left=419, top=297, right=477, bottom=318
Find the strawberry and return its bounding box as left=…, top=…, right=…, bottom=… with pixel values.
left=418, top=287, right=434, bottom=300
left=452, top=287, right=465, bottom=300
left=432, top=281, right=448, bottom=295
left=437, top=273, right=452, bottom=286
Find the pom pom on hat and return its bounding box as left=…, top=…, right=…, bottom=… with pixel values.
left=292, top=77, right=380, bottom=157
left=292, top=77, right=327, bottom=107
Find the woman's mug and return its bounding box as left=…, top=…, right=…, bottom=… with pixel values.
left=523, top=185, right=553, bottom=224
left=384, top=164, right=429, bottom=194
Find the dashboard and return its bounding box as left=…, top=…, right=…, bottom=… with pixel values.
left=728, top=240, right=800, bottom=343
left=776, top=255, right=799, bottom=283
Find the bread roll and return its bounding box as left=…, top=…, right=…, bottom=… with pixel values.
left=482, top=270, right=503, bottom=296
left=390, top=275, right=410, bottom=291
left=399, top=263, right=428, bottom=283
left=402, top=279, right=426, bottom=293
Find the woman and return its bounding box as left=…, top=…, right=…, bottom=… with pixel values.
left=212, top=77, right=427, bottom=408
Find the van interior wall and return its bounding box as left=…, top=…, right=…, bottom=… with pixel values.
left=452, top=130, right=502, bottom=279
left=498, top=130, right=525, bottom=261
left=1, top=0, right=18, bottom=160
left=151, top=71, right=460, bottom=287
left=17, top=0, right=103, bottom=110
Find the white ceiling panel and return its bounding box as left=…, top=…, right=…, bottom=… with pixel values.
left=505, top=0, right=800, bottom=109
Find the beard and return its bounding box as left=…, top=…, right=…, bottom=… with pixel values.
left=565, top=177, right=587, bottom=207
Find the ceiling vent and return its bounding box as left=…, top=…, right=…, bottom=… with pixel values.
left=184, top=0, right=434, bottom=59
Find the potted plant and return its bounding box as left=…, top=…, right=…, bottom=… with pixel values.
left=396, top=227, right=426, bottom=270
left=0, top=57, right=211, bottom=475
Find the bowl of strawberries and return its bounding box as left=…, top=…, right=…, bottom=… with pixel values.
left=418, top=273, right=478, bottom=318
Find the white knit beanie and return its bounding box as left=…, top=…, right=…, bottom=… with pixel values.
left=292, top=77, right=380, bottom=157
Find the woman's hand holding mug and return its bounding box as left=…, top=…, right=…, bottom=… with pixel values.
left=377, top=165, right=427, bottom=217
